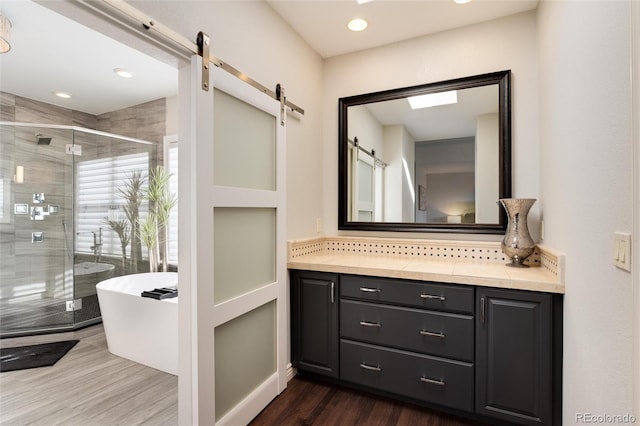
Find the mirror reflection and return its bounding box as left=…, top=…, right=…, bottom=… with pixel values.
left=339, top=71, right=511, bottom=233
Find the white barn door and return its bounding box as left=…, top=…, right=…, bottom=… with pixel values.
left=190, top=55, right=287, bottom=425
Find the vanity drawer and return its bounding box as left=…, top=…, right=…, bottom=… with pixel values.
left=340, top=300, right=474, bottom=361
left=341, top=275, right=474, bottom=314
left=340, top=339, right=474, bottom=412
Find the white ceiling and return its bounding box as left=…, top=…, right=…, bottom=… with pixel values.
left=362, top=83, right=498, bottom=142
left=0, top=0, right=537, bottom=117
left=267, top=0, right=539, bottom=59
left=0, top=0, right=178, bottom=116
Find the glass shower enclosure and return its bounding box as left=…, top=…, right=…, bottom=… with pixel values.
left=0, top=122, right=156, bottom=337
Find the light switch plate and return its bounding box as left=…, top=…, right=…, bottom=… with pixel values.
left=614, top=232, right=631, bottom=272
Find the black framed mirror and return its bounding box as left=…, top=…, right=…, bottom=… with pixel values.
left=338, top=70, right=511, bottom=234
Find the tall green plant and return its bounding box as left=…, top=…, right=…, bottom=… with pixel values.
left=145, top=166, right=177, bottom=272
left=138, top=212, right=159, bottom=273
left=103, top=215, right=130, bottom=272
left=117, top=170, right=146, bottom=273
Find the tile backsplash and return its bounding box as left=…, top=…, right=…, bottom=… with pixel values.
left=289, top=236, right=564, bottom=282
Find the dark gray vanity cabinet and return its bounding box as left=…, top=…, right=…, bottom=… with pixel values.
left=290, top=270, right=339, bottom=378
left=290, top=270, right=562, bottom=425
left=338, top=274, right=475, bottom=412
left=475, top=288, right=561, bottom=426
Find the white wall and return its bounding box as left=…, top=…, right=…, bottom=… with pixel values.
left=401, top=125, right=416, bottom=222
left=323, top=10, right=539, bottom=240
left=382, top=124, right=415, bottom=222
left=538, top=0, right=634, bottom=422
left=166, top=95, right=179, bottom=136
left=475, top=113, right=499, bottom=223
left=348, top=105, right=384, bottom=154
left=382, top=125, right=403, bottom=221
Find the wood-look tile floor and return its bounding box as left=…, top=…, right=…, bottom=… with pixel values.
left=0, top=324, right=178, bottom=426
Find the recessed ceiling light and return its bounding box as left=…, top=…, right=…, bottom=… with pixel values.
left=53, top=91, right=72, bottom=99
left=114, top=68, right=133, bottom=78
left=454, top=0, right=472, bottom=4
left=408, top=91, right=458, bottom=109
left=356, top=0, right=375, bottom=4
left=347, top=18, right=368, bottom=32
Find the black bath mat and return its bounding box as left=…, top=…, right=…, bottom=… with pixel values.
left=0, top=340, right=79, bottom=372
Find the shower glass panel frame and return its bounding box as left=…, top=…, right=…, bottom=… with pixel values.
left=0, top=122, right=157, bottom=338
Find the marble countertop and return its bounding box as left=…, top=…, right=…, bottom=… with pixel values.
left=288, top=238, right=565, bottom=294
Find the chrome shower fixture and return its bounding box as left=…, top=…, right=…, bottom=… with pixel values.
left=35, top=134, right=52, bottom=145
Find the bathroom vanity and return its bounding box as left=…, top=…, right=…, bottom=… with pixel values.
left=289, top=237, right=564, bottom=426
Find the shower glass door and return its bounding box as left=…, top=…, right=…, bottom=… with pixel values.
left=72, top=129, right=154, bottom=325
left=0, top=123, right=75, bottom=336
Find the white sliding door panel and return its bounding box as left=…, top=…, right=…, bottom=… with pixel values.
left=190, top=56, right=287, bottom=425
left=214, top=301, right=276, bottom=420
left=351, top=148, right=375, bottom=221
left=214, top=88, right=276, bottom=191
left=213, top=207, right=276, bottom=304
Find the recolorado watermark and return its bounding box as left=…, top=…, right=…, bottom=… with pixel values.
left=576, top=413, right=637, bottom=424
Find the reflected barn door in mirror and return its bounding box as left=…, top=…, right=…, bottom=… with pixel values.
left=338, top=70, right=511, bottom=234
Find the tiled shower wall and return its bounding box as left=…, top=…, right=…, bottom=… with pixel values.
left=0, top=92, right=166, bottom=302
left=96, top=98, right=167, bottom=163
left=0, top=91, right=98, bottom=128
left=0, top=122, right=74, bottom=301
left=0, top=93, right=167, bottom=162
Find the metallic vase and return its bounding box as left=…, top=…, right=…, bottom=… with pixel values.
left=499, top=198, right=536, bottom=268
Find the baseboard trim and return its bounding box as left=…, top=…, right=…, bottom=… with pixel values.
left=286, top=363, right=296, bottom=382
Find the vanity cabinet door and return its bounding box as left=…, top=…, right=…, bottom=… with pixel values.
left=290, top=270, right=339, bottom=378
left=475, top=288, right=553, bottom=426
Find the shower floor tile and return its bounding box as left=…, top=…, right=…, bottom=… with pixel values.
left=0, top=295, right=101, bottom=336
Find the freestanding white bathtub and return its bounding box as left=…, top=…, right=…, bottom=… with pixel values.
left=96, top=272, right=178, bottom=375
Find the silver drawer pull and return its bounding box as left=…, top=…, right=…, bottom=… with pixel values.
left=360, top=363, right=382, bottom=372
left=359, top=320, right=381, bottom=328
left=420, top=330, right=446, bottom=339
left=420, top=294, right=445, bottom=301
left=360, top=287, right=381, bottom=293
left=420, top=377, right=445, bottom=386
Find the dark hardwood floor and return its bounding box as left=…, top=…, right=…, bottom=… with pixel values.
left=250, top=375, right=486, bottom=426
